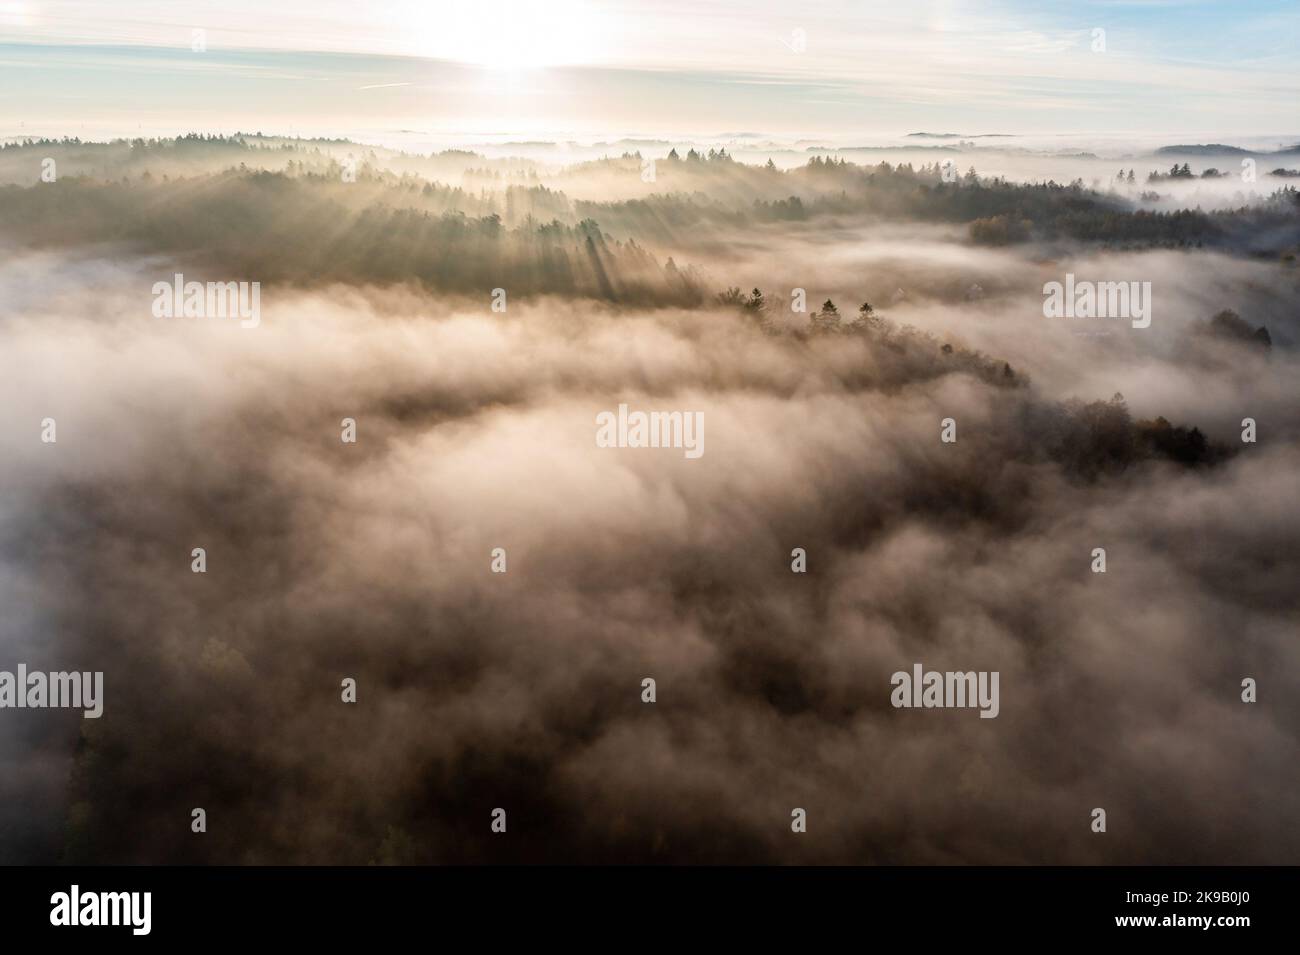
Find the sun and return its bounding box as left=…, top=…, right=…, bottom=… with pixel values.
left=0, top=1, right=35, bottom=27
left=413, top=0, right=602, bottom=72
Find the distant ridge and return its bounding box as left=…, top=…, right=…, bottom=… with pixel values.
left=907, top=132, right=1014, bottom=139
left=1155, top=143, right=1300, bottom=156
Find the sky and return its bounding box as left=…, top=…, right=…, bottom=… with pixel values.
left=1, top=0, right=1298, bottom=142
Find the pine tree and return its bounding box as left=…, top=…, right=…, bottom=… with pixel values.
left=811, top=299, right=841, bottom=333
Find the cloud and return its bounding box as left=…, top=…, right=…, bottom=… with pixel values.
left=1, top=216, right=1295, bottom=861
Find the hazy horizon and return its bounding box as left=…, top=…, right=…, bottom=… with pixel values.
left=4, top=0, right=1299, bottom=139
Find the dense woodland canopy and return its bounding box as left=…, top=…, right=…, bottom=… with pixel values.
left=2, top=136, right=1298, bottom=304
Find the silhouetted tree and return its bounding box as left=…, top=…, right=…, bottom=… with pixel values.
left=811, top=299, right=841, bottom=333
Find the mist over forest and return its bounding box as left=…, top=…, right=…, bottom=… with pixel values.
left=1, top=133, right=1297, bottom=864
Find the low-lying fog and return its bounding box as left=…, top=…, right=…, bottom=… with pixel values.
left=0, top=137, right=1296, bottom=864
